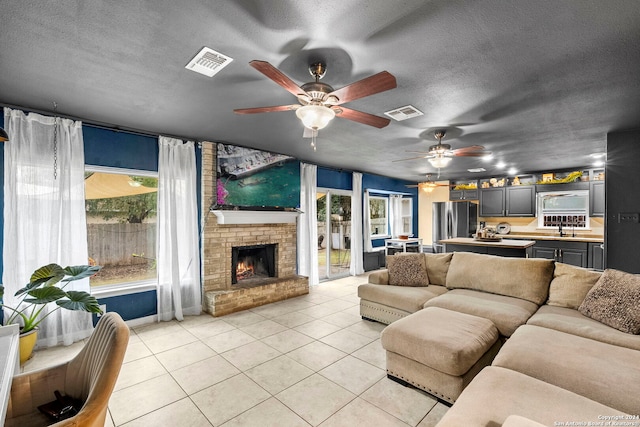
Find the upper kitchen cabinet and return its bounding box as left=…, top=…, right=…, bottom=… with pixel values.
left=450, top=181, right=478, bottom=201
left=589, top=181, right=605, bottom=217
left=479, top=177, right=535, bottom=217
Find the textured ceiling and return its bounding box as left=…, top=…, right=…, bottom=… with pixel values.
left=1, top=0, right=639, bottom=182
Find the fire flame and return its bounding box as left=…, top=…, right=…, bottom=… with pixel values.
left=236, top=260, right=254, bottom=280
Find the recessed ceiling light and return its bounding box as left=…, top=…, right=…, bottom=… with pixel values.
left=590, top=153, right=606, bottom=159
left=482, top=154, right=494, bottom=161
left=508, top=168, right=518, bottom=175
left=592, top=160, right=605, bottom=167
left=468, top=168, right=486, bottom=173
left=496, top=162, right=506, bottom=169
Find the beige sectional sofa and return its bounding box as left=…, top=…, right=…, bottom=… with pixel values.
left=358, top=251, right=640, bottom=426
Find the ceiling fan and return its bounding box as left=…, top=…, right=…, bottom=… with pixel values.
left=394, top=130, right=491, bottom=168
left=234, top=60, right=397, bottom=150
left=405, top=174, right=454, bottom=193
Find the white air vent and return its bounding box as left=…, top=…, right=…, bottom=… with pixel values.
left=384, top=105, right=424, bottom=121
left=467, top=168, right=487, bottom=173
left=185, top=47, right=233, bottom=77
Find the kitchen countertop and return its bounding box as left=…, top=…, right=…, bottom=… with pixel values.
left=501, top=233, right=603, bottom=243
left=439, top=238, right=536, bottom=249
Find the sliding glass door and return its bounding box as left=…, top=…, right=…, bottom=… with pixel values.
left=317, top=189, right=352, bottom=280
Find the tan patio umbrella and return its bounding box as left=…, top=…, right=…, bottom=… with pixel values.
left=85, top=172, right=157, bottom=200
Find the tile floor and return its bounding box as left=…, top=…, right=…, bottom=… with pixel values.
left=23, top=273, right=448, bottom=426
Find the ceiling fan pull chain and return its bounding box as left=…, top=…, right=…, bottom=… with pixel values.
left=52, top=101, right=58, bottom=180
left=310, top=129, right=317, bottom=151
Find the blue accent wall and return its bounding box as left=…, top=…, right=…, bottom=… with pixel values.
left=84, top=126, right=158, bottom=171
left=318, top=167, right=353, bottom=190
left=92, top=290, right=157, bottom=325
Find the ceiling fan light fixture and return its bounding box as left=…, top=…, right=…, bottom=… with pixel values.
left=428, top=156, right=452, bottom=169
left=296, top=104, right=336, bottom=130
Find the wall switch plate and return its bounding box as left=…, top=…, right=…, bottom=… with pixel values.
left=618, top=213, right=639, bottom=223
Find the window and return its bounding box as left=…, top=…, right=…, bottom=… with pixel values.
left=369, top=196, right=389, bottom=238
left=401, top=198, right=413, bottom=234
left=85, top=166, right=158, bottom=288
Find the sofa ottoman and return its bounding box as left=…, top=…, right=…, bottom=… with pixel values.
left=381, top=306, right=501, bottom=403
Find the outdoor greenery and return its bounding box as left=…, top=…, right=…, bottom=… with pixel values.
left=85, top=174, right=157, bottom=224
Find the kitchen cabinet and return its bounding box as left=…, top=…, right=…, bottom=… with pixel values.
left=479, top=186, right=535, bottom=217
left=532, top=240, right=588, bottom=267
left=479, top=188, right=505, bottom=216
left=588, top=242, right=605, bottom=270
left=589, top=181, right=605, bottom=217
left=449, top=189, right=478, bottom=201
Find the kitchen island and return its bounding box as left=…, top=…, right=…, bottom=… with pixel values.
left=439, top=237, right=536, bottom=258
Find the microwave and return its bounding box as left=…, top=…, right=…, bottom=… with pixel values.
left=537, top=190, right=590, bottom=229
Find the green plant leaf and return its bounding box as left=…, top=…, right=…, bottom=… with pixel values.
left=62, top=265, right=102, bottom=281
left=24, top=287, right=67, bottom=304
left=57, top=291, right=102, bottom=313
left=30, top=263, right=66, bottom=287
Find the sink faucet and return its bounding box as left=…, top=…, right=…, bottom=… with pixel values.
left=558, top=222, right=566, bottom=237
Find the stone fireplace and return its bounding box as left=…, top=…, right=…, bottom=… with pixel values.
left=201, top=141, right=308, bottom=317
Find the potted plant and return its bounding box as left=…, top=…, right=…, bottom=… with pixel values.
left=0, top=263, right=103, bottom=363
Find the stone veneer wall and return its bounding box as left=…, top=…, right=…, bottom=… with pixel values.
left=200, top=142, right=308, bottom=316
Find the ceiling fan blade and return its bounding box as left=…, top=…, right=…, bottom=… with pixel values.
left=454, top=151, right=492, bottom=157
left=392, top=155, right=431, bottom=162
left=328, top=71, right=397, bottom=105
left=334, top=106, right=391, bottom=128
left=452, top=145, right=488, bottom=155
left=405, top=184, right=420, bottom=188
left=234, top=104, right=300, bottom=114
left=249, top=60, right=308, bottom=97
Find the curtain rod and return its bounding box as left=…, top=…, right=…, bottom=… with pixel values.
left=1, top=102, right=192, bottom=142
left=366, top=188, right=412, bottom=196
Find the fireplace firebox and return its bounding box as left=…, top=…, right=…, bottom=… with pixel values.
left=231, top=244, right=276, bottom=285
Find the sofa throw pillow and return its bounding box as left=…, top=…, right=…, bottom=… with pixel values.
left=578, top=268, right=640, bottom=334
left=424, top=252, right=453, bottom=286
left=386, top=254, right=428, bottom=286
left=547, top=263, right=602, bottom=309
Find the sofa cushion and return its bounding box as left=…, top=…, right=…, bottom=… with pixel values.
left=358, top=283, right=446, bottom=314
left=424, top=252, right=453, bottom=286
left=424, top=289, right=539, bottom=337
left=386, top=253, right=428, bottom=286
left=527, top=305, right=640, bottom=351
left=502, top=415, right=547, bottom=427
left=435, top=366, right=627, bottom=427
left=492, top=324, right=640, bottom=414
left=578, top=268, right=640, bottom=334
left=547, top=262, right=601, bottom=309
left=445, top=252, right=554, bottom=305
left=381, top=307, right=498, bottom=376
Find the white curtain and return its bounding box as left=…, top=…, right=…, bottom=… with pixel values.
left=3, top=107, right=92, bottom=347
left=389, top=194, right=404, bottom=238
left=363, top=190, right=373, bottom=252
left=350, top=172, right=364, bottom=275
left=157, top=136, right=201, bottom=321
left=297, top=163, right=319, bottom=285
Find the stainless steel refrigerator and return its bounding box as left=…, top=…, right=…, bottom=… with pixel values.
left=432, top=201, right=478, bottom=253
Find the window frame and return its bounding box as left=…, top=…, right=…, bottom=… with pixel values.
left=85, top=165, right=159, bottom=297
left=369, top=195, right=390, bottom=239
left=401, top=197, right=413, bottom=235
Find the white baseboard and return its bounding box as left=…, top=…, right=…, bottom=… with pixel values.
left=124, top=315, right=157, bottom=328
